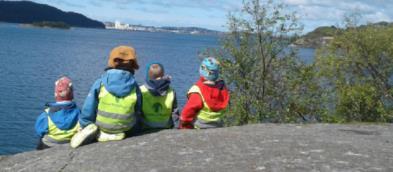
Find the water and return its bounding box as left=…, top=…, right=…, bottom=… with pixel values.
left=0, top=23, right=315, bottom=155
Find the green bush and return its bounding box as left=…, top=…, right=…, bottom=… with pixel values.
left=209, top=0, right=393, bottom=125
left=315, top=25, right=393, bottom=122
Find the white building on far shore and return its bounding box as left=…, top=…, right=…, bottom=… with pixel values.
left=107, top=21, right=148, bottom=31
left=113, top=21, right=130, bottom=30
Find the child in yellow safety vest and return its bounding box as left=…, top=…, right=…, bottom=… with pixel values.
left=180, top=57, right=230, bottom=129
left=71, top=45, right=142, bottom=148
left=140, top=63, right=179, bottom=130
left=35, top=76, right=80, bottom=150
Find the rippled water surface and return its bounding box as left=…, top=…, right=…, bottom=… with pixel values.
left=0, top=23, right=220, bottom=154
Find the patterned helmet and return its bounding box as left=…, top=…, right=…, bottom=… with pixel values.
left=199, top=57, right=220, bottom=81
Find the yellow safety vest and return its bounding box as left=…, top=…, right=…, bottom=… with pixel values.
left=140, top=85, right=175, bottom=128
left=187, top=85, right=226, bottom=123
left=96, top=85, right=137, bottom=134
left=46, top=109, right=79, bottom=143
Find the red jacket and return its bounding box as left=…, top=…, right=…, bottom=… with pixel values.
left=180, top=77, right=229, bottom=129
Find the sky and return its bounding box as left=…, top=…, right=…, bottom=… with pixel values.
left=19, top=0, right=393, bottom=33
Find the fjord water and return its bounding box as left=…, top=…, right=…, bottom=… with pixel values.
left=0, top=23, right=315, bottom=155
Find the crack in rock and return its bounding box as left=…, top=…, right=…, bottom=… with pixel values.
left=339, top=129, right=380, bottom=136
left=59, top=150, right=77, bottom=172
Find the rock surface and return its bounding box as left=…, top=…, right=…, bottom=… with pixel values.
left=1, top=124, right=392, bottom=172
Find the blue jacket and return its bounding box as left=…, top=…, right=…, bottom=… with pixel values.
left=79, top=69, right=142, bottom=128
left=35, top=101, right=80, bottom=138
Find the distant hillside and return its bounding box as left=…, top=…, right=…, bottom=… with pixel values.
left=160, top=26, right=221, bottom=35
left=360, top=21, right=393, bottom=28
left=104, top=22, right=222, bottom=35
left=294, top=26, right=340, bottom=48
left=0, top=1, right=104, bottom=28
left=295, top=21, right=393, bottom=48
left=304, top=26, right=339, bottom=41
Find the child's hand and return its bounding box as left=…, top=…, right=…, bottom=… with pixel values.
left=76, top=126, right=83, bottom=132
left=179, top=120, right=194, bottom=129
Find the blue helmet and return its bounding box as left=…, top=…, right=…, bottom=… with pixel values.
left=199, top=57, right=220, bottom=81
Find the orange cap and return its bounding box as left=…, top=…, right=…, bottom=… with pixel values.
left=108, top=45, right=139, bottom=70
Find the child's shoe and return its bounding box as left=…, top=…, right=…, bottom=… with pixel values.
left=70, top=123, right=98, bottom=148
left=97, top=131, right=125, bottom=142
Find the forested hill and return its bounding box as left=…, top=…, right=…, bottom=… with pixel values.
left=295, top=21, right=393, bottom=48
left=0, top=1, right=105, bottom=28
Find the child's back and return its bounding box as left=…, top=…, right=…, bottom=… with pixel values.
left=140, top=63, right=179, bottom=129
left=74, top=45, right=142, bottom=147
left=180, top=57, right=230, bottom=129
left=35, top=77, right=80, bottom=149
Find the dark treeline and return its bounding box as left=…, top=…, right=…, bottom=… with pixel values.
left=0, top=1, right=105, bottom=28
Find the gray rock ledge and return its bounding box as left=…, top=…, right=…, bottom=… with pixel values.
left=1, top=124, right=392, bottom=172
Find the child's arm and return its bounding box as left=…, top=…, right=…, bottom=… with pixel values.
left=179, top=93, right=203, bottom=129
left=34, top=112, right=48, bottom=138
left=132, top=85, right=143, bottom=132
left=79, top=79, right=101, bottom=128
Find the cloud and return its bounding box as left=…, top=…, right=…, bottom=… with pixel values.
left=101, top=0, right=393, bottom=32
left=281, top=0, right=393, bottom=32
left=98, top=0, right=241, bottom=12
left=135, top=7, right=169, bottom=15
left=365, top=11, right=392, bottom=22
left=88, top=0, right=102, bottom=7
left=17, top=0, right=393, bottom=32
left=44, top=0, right=85, bottom=8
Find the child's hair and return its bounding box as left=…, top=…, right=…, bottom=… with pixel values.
left=148, top=63, right=164, bottom=80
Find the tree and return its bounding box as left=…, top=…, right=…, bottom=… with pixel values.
left=206, top=0, right=326, bottom=125
left=315, top=22, right=393, bottom=122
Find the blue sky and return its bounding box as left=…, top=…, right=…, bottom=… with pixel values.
left=22, top=0, right=393, bottom=33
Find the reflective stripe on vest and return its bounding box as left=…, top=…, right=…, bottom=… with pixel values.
left=43, top=135, right=69, bottom=144
left=47, top=115, right=79, bottom=142
left=96, top=85, right=137, bottom=133
left=187, top=85, right=226, bottom=123
left=140, top=85, right=175, bottom=128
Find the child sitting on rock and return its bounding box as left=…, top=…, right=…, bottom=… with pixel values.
left=71, top=45, right=142, bottom=148
left=180, top=57, right=230, bottom=129
left=140, top=63, right=179, bottom=130
left=35, top=76, right=80, bottom=150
